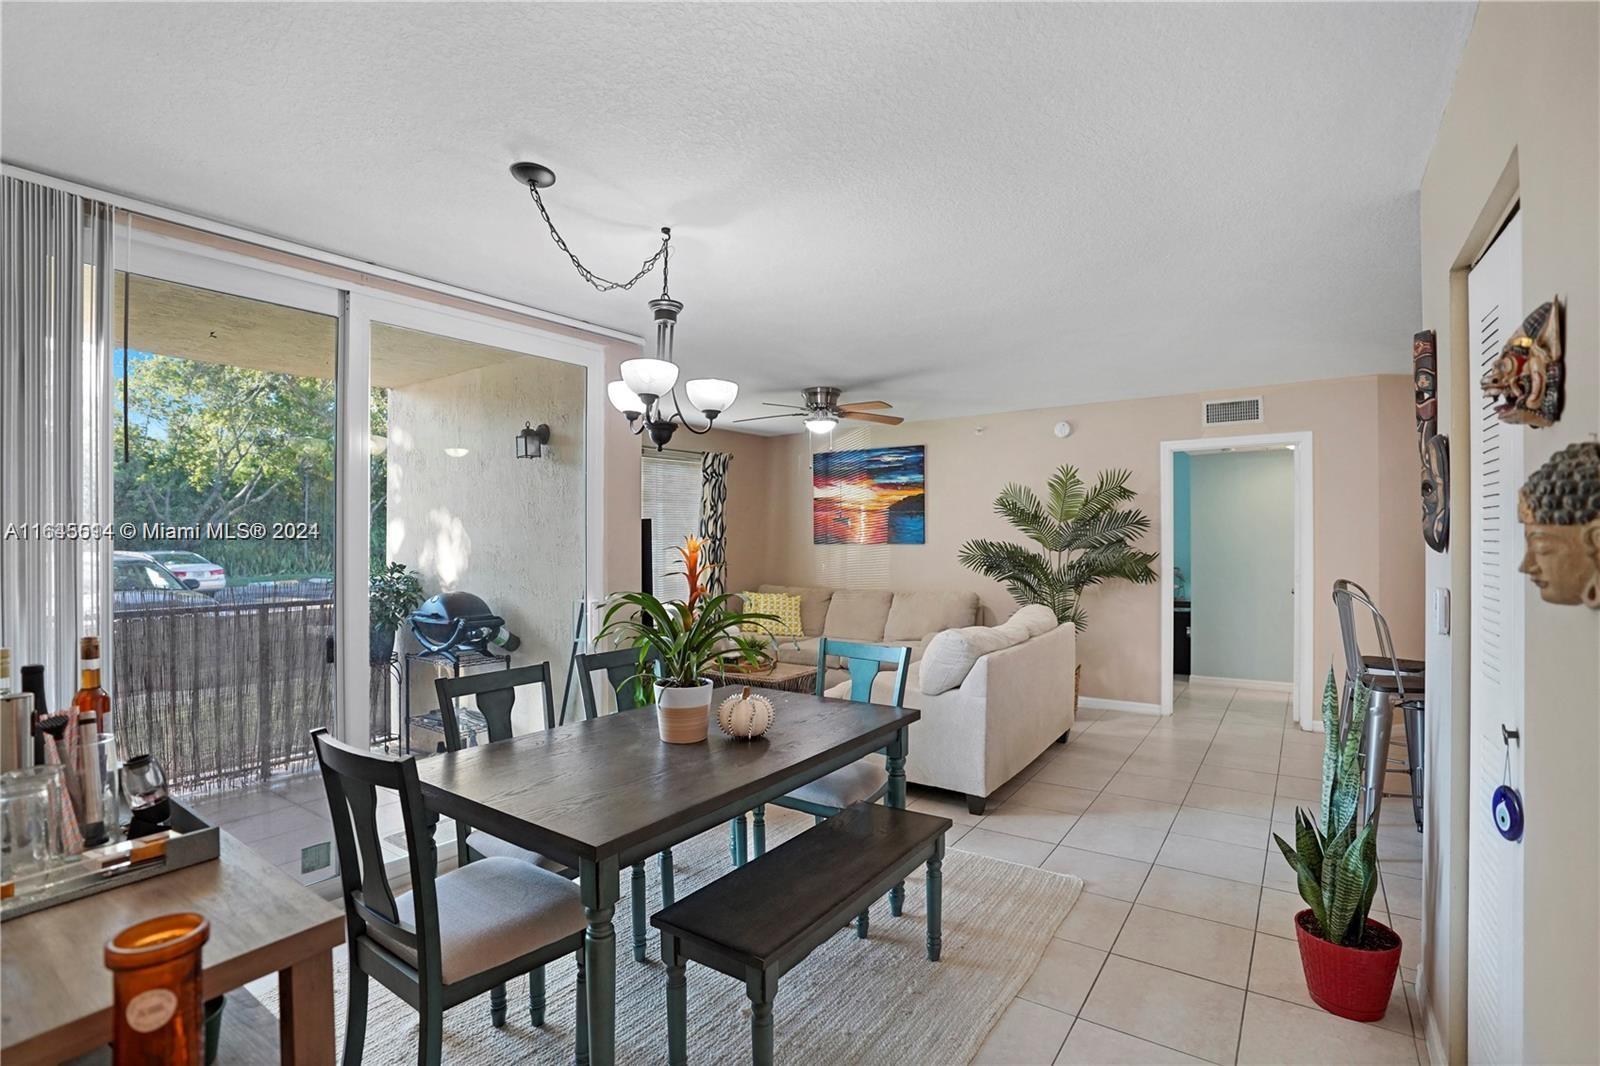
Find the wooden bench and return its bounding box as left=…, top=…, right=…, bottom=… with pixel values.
left=651, top=802, right=952, bottom=1065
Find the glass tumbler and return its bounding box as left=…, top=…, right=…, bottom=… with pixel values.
left=1, top=764, right=67, bottom=894
left=104, top=912, right=210, bottom=1065
left=77, top=732, right=125, bottom=847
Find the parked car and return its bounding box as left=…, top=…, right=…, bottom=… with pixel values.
left=146, top=550, right=227, bottom=592
left=113, top=551, right=212, bottom=609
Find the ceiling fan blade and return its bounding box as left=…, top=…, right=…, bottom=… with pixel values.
left=761, top=401, right=810, bottom=410
left=841, top=411, right=904, bottom=425
left=732, top=412, right=807, bottom=423
left=837, top=400, right=893, bottom=411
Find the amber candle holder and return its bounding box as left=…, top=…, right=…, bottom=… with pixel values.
left=104, top=912, right=210, bottom=1065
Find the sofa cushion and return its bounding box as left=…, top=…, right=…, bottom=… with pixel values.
left=822, top=590, right=894, bottom=641
left=774, top=635, right=823, bottom=668
left=1009, top=604, right=1059, bottom=638
left=884, top=590, right=980, bottom=641
left=738, top=591, right=805, bottom=639
left=758, top=585, right=834, bottom=637
left=919, top=624, right=1023, bottom=695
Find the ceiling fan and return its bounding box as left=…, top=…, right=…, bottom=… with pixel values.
left=732, top=386, right=904, bottom=434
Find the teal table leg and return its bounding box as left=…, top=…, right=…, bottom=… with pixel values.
left=575, top=949, right=588, bottom=1066
left=665, top=937, right=688, bottom=1066
left=580, top=856, right=619, bottom=1066
left=730, top=813, right=749, bottom=867
left=927, top=838, right=945, bottom=961
left=660, top=848, right=675, bottom=907
left=855, top=906, right=869, bottom=939
left=631, top=863, right=648, bottom=962
left=529, top=966, right=546, bottom=1026
left=490, top=981, right=507, bottom=1027
left=753, top=804, right=767, bottom=857
left=887, top=727, right=909, bottom=916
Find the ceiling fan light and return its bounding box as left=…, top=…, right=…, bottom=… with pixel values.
left=620, top=357, right=678, bottom=399
left=803, top=414, right=838, bottom=434
left=685, top=378, right=737, bottom=414
left=607, top=380, right=647, bottom=415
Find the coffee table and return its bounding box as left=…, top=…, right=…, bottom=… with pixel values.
left=709, top=660, right=818, bottom=693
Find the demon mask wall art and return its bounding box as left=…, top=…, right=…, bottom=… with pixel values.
left=1482, top=297, right=1565, bottom=428
left=1413, top=329, right=1449, bottom=552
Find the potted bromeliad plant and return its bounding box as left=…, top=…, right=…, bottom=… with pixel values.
left=599, top=535, right=775, bottom=744
left=957, top=464, right=1158, bottom=712
left=1273, top=670, right=1402, bottom=1021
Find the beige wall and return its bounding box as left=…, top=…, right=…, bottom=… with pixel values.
left=1417, top=4, right=1600, bottom=1062
left=729, top=375, right=1423, bottom=711
left=387, top=352, right=587, bottom=724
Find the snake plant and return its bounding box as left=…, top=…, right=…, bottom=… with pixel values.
left=1273, top=670, right=1382, bottom=947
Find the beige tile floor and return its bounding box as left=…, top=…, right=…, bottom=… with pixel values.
left=924, top=679, right=1428, bottom=1066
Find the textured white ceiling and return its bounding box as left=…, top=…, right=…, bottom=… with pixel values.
left=1, top=2, right=1474, bottom=432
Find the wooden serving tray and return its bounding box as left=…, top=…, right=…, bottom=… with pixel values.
left=0, top=799, right=220, bottom=921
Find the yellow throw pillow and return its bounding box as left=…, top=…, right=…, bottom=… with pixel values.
left=740, top=591, right=804, bottom=640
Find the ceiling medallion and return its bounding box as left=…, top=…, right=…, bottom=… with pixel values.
left=511, top=162, right=735, bottom=450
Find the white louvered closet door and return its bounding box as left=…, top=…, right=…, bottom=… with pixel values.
left=1466, top=209, right=1525, bottom=1065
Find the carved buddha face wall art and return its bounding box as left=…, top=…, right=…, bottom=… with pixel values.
left=1482, top=297, right=1565, bottom=427
left=1413, top=330, right=1438, bottom=449
left=1420, top=433, right=1450, bottom=553
left=1518, top=441, right=1600, bottom=608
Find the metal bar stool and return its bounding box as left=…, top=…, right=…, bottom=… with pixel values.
left=1331, top=581, right=1425, bottom=830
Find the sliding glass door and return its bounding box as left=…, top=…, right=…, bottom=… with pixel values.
left=109, top=229, right=605, bottom=884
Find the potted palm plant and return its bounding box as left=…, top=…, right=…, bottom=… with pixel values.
left=1273, top=670, right=1402, bottom=1021
left=957, top=465, right=1158, bottom=711
left=369, top=562, right=424, bottom=664
left=599, top=536, right=775, bottom=743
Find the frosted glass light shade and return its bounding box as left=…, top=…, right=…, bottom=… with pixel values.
left=804, top=414, right=837, bottom=434
left=620, top=358, right=678, bottom=398
left=685, top=378, right=738, bottom=414
left=607, top=380, right=646, bottom=414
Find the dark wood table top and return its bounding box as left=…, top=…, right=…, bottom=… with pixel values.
left=1, top=833, right=343, bottom=1064
left=414, top=686, right=918, bottom=866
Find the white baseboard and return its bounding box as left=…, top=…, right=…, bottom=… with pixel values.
left=1187, top=675, right=1294, bottom=693
left=1423, top=1005, right=1447, bottom=1066
left=1078, top=696, right=1164, bottom=716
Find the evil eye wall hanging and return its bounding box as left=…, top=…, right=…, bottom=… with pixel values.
left=1493, top=726, right=1524, bottom=843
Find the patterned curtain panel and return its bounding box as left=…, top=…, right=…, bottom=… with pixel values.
left=698, top=451, right=731, bottom=597
left=0, top=177, right=115, bottom=708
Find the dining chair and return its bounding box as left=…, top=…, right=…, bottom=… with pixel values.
left=575, top=646, right=677, bottom=963
left=739, top=638, right=911, bottom=935
left=311, top=728, right=588, bottom=1066
left=435, top=663, right=566, bottom=1021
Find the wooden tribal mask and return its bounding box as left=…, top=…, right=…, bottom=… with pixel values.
left=1482, top=297, right=1565, bottom=427
left=1421, top=433, right=1450, bottom=553
left=1413, top=330, right=1438, bottom=450
left=1518, top=442, right=1600, bottom=608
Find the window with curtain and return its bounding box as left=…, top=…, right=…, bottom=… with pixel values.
left=641, top=451, right=703, bottom=600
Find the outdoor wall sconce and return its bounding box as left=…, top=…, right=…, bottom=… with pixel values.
left=516, top=421, right=551, bottom=460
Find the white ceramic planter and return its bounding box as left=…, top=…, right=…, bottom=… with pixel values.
left=656, top=679, right=714, bottom=744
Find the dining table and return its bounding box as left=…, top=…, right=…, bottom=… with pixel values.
left=413, top=684, right=919, bottom=1066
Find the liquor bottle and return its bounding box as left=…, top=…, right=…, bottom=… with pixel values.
left=104, top=912, right=210, bottom=1065
left=73, top=636, right=111, bottom=731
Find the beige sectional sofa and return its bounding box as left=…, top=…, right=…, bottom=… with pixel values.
left=744, top=585, right=1076, bottom=814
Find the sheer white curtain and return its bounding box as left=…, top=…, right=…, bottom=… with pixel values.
left=1, top=176, right=116, bottom=702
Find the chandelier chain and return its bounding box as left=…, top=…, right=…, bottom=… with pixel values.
left=528, top=186, right=671, bottom=294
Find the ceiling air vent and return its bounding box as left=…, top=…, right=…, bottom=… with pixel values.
left=1203, top=397, right=1264, bottom=426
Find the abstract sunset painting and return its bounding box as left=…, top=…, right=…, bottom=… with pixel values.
left=812, top=445, right=926, bottom=544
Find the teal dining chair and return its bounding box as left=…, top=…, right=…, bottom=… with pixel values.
left=736, top=638, right=911, bottom=936
left=575, top=646, right=677, bottom=963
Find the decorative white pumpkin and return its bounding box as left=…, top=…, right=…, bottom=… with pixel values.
left=717, top=687, right=775, bottom=739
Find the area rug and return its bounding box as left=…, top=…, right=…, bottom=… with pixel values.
left=262, top=807, right=1081, bottom=1064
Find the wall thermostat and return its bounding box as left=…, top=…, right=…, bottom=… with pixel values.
left=1054, top=421, right=1072, bottom=438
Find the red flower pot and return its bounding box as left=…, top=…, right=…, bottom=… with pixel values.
left=1294, top=909, right=1402, bottom=1022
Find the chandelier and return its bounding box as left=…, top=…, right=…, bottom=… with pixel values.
left=511, top=162, right=737, bottom=450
